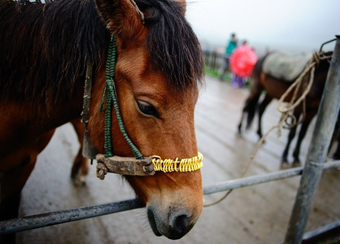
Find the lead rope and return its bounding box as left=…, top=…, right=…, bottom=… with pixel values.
left=100, top=35, right=143, bottom=159
left=204, top=51, right=333, bottom=207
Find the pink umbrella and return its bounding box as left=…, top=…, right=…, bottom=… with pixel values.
left=230, top=46, right=258, bottom=78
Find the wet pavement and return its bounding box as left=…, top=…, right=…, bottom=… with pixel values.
left=17, top=75, right=340, bottom=244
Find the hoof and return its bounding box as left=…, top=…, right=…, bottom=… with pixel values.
left=237, top=126, right=242, bottom=135
left=257, top=133, right=263, bottom=141
left=292, top=161, right=302, bottom=168
left=71, top=163, right=81, bottom=179
left=72, top=175, right=86, bottom=186
left=280, top=162, right=291, bottom=170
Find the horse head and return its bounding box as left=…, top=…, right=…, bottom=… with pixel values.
left=88, top=0, right=204, bottom=239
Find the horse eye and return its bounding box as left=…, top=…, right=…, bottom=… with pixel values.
left=137, top=101, right=159, bottom=118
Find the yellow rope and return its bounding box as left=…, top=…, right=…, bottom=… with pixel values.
left=151, top=152, right=203, bottom=173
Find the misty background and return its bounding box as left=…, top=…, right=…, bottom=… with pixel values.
left=185, top=0, right=339, bottom=56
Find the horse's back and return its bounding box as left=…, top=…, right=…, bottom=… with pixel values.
left=262, top=52, right=312, bottom=82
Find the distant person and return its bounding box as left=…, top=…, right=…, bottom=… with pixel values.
left=219, top=33, right=238, bottom=80
left=231, top=40, right=248, bottom=88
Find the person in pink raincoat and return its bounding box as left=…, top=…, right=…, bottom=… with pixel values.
left=230, top=40, right=257, bottom=88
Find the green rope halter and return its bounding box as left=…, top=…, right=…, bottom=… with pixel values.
left=100, top=35, right=143, bottom=159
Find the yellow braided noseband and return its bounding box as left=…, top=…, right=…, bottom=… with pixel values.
left=151, top=152, right=203, bottom=173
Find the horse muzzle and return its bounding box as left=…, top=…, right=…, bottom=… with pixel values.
left=146, top=204, right=197, bottom=240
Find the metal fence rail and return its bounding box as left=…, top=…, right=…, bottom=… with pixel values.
left=0, top=160, right=339, bottom=235
left=302, top=219, right=340, bottom=242
left=204, top=160, right=340, bottom=195
left=203, top=50, right=224, bottom=72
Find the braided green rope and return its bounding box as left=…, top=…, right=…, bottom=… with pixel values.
left=100, top=35, right=143, bottom=159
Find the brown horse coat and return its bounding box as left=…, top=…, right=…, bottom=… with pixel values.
left=0, top=0, right=204, bottom=241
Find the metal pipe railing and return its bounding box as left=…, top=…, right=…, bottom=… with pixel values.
left=1, top=160, right=339, bottom=235
left=204, top=160, right=339, bottom=195
left=302, top=219, right=340, bottom=242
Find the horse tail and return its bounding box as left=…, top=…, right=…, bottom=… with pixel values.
left=243, top=53, right=270, bottom=129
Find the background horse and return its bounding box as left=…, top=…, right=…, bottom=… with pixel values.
left=329, top=112, right=340, bottom=160
left=238, top=51, right=332, bottom=167
left=0, top=0, right=204, bottom=242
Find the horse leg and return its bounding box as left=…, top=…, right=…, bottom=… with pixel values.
left=281, top=126, right=297, bottom=167
left=70, top=118, right=89, bottom=186
left=331, top=115, right=340, bottom=160
left=0, top=130, right=54, bottom=243
left=0, top=161, right=35, bottom=244
left=331, top=126, right=340, bottom=160
left=281, top=111, right=301, bottom=167
left=292, top=118, right=312, bottom=167
left=332, top=139, right=340, bottom=160
left=257, top=94, right=273, bottom=140
left=237, top=84, right=263, bottom=134
left=237, top=112, right=245, bottom=134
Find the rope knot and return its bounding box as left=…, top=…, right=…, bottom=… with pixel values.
left=96, top=162, right=108, bottom=180
left=277, top=101, right=290, bottom=114
left=312, top=51, right=321, bottom=66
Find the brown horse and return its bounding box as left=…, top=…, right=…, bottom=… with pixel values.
left=0, top=0, right=204, bottom=242
left=238, top=51, right=332, bottom=167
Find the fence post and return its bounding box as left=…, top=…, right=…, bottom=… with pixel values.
left=284, top=36, right=340, bottom=243
left=211, top=51, right=217, bottom=71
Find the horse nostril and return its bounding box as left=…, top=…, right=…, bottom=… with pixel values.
left=172, top=214, right=189, bottom=232
left=169, top=214, right=193, bottom=239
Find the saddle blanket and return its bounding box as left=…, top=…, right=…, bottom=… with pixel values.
left=263, top=52, right=312, bottom=82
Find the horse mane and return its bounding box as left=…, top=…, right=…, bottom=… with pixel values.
left=0, top=0, right=203, bottom=108
left=0, top=0, right=107, bottom=106
left=138, top=0, right=204, bottom=89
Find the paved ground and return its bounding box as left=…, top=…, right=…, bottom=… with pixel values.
left=17, top=75, right=340, bottom=244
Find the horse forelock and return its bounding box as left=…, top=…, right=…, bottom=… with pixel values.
left=137, top=0, right=204, bottom=91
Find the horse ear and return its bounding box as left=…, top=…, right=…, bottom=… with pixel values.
left=177, top=0, right=187, bottom=15
left=95, top=0, right=144, bottom=39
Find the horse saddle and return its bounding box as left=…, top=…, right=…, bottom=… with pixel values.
left=263, top=52, right=312, bottom=82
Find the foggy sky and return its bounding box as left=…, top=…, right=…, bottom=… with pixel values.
left=186, top=0, right=339, bottom=54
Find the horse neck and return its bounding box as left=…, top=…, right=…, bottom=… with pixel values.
left=4, top=86, right=84, bottom=133
left=314, top=59, right=330, bottom=85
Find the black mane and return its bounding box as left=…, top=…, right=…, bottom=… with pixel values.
left=138, top=0, right=204, bottom=89
left=0, top=0, right=106, bottom=105
left=0, top=0, right=204, bottom=106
